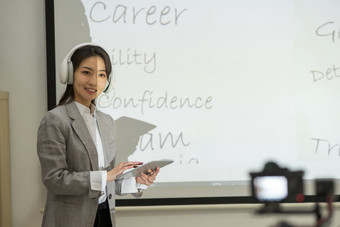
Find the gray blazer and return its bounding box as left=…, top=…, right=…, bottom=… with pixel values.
left=37, top=102, right=123, bottom=227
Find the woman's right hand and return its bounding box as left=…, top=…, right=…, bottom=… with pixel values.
left=107, top=161, right=143, bottom=182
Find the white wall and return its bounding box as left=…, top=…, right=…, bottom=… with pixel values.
left=0, top=0, right=339, bottom=227
left=0, top=0, right=47, bottom=226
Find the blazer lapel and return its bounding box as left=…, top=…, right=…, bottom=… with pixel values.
left=65, top=102, right=99, bottom=171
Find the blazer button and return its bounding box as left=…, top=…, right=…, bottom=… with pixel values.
left=109, top=194, right=112, bottom=199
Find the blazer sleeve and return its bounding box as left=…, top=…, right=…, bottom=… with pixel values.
left=37, top=110, right=100, bottom=199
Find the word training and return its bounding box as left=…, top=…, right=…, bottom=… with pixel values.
left=110, top=90, right=213, bottom=114
left=315, top=21, right=340, bottom=43
left=111, top=48, right=156, bottom=73
left=311, top=137, right=340, bottom=156
left=90, top=2, right=188, bottom=26
left=310, top=64, right=340, bottom=82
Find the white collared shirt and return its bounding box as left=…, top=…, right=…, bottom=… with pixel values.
left=74, top=101, right=142, bottom=203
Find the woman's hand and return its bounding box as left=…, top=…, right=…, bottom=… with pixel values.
left=107, top=161, right=143, bottom=182
left=136, top=167, right=160, bottom=186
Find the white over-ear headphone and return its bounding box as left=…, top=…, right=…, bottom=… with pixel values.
left=59, top=42, right=114, bottom=93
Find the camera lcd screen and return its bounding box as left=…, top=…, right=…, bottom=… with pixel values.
left=253, top=176, right=288, bottom=201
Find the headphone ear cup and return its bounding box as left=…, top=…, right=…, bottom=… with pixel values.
left=59, top=56, right=69, bottom=84
left=103, top=81, right=110, bottom=93
left=67, top=60, right=74, bottom=84
left=59, top=42, right=93, bottom=85
left=103, top=72, right=114, bottom=93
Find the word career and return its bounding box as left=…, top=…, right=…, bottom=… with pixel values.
left=90, top=2, right=188, bottom=26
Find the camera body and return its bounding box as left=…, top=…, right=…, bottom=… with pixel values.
left=250, top=162, right=335, bottom=225
left=250, top=162, right=304, bottom=203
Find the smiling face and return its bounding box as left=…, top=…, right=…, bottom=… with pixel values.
left=73, top=56, right=107, bottom=107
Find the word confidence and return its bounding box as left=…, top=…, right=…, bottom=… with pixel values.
left=111, top=48, right=156, bottom=73
left=311, top=137, right=340, bottom=156
left=90, top=2, right=188, bottom=25
left=111, top=90, right=213, bottom=114
left=315, top=21, right=340, bottom=43
left=310, top=64, right=340, bottom=82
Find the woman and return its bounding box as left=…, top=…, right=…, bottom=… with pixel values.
left=37, top=43, right=159, bottom=227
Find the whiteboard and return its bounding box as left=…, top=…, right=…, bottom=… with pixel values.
left=50, top=0, right=340, bottom=200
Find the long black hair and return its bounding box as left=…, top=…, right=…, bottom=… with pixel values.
left=58, top=45, right=112, bottom=106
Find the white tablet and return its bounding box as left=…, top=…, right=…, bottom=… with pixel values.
left=116, top=159, right=174, bottom=179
